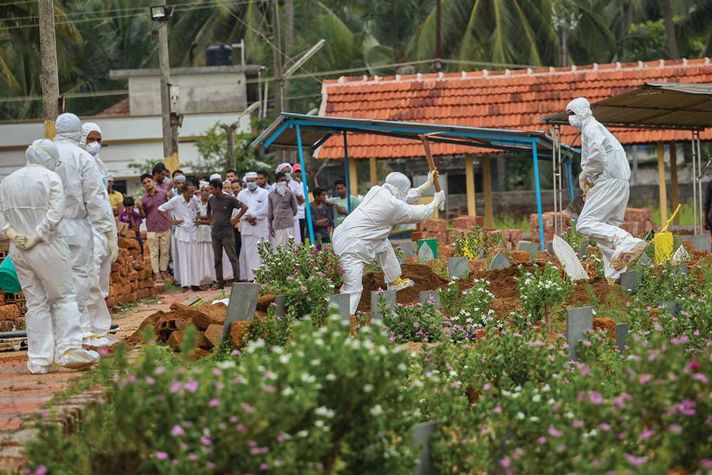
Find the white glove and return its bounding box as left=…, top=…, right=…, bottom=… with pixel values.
left=105, top=231, right=119, bottom=263
left=416, top=169, right=439, bottom=195
left=20, top=235, right=43, bottom=251
left=431, top=190, right=446, bottom=207
left=579, top=172, right=591, bottom=192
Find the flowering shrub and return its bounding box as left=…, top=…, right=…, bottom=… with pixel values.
left=516, top=263, right=573, bottom=328
left=439, top=279, right=503, bottom=341
left=254, top=238, right=343, bottom=326
left=381, top=295, right=444, bottom=343
left=452, top=226, right=501, bottom=259
left=26, top=312, right=420, bottom=474
left=636, top=263, right=697, bottom=307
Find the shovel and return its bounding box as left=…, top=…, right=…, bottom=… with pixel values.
left=419, top=134, right=441, bottom=192
left=552, top=235, right=589, bottom=281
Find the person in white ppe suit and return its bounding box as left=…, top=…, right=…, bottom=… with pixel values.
left=566, top=97, right=646, bottom=279
left=0, top=140, right=100, bottom=373
left=333, top=170, right=444, bottom=314
left=80, top=122, right=119, bottom=347
left=53, top=113, right=117, bottom=346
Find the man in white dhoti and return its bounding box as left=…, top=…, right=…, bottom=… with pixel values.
left=158, top=180, right=202, bottom=291
left=195, top=182, right=216, bottom=287
left=237, top=172, right=270, bottom=282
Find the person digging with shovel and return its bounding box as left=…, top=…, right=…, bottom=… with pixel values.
left=333, top=170, right=444, bottom=315
left=566, top=97, right=647, bottom=280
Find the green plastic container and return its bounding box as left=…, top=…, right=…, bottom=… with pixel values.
left=0, top=255, right=22, bottom=293
left=417, top=238, right=438, bottom=259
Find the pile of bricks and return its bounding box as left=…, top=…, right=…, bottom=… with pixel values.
left=414, top=216, right=524, bottom=251
left=620, top=208, right=655, bottom=238
left=107, top=236, right=160, bottom=308
left=412, top=218, right=450, bottom=244
left=529, top=211, right=573, bottom=243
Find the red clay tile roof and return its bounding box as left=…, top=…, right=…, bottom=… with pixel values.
left=99, top=98, right=130, bottom=116
left=317, top=58, right=712, bottom=160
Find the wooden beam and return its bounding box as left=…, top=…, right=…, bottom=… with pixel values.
left=669, top=143, right=679, bottom=224
left=483, top=156, right=494, bottom=228
left=657, top=142, right=668, bottom=225
left=369, top=157, right=377, bottom=186
left=349, top=158, right=358, bottom=196
left=465, top=155, right=476, bottom=217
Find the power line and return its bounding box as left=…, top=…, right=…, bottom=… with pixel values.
left=0, top=0, right=36, bottom=8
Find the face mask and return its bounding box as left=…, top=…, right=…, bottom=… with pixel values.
left=277, top=182, right=287, bottom=190
left=568, top=114, right=583, bottom=129
left=284, top=172, right=291, bottom=181
left=247, top=182, right=257, bottom=191
left=86, top=141, right=101, bottom=156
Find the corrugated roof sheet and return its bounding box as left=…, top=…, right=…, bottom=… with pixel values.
left=317, top=58, right=712, bottom=159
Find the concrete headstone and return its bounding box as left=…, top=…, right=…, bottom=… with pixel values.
left=681, top=234, right=712, bottom=252
left=566, top=306, right=593, bottom=360
left=412, top=421, right=439, bottom=475
left=371, top=289, right=396, bottom=321
left=222, top=283, right=261, bottom=338
left=619, top=271, right=642, bottom=293
left=274, top=295, right=287, bottom=319
left=638, top=252, right=653, bottom=267
left=447, top=257, right=469, bottom=280
left=517, top=241, right=539, bottom=260
left=661, top=301, right=680, bottom=316
left=328, top=293, right=351, bottom=321
left=489, top=252, right=510, bottom=270
left=615, top=323, right=629, bottom=352
left=419, top=291, right=441, bottom=309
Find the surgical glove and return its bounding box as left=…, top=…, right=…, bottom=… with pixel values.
left=432, top=190, right=446, bottom=207
left=105, top=231, right=119, bottom=263
left=3, top=227, right=25, bottom=247
left=415, top=169, right=439, bottom=195
left=21, top=235, right=43, bottom=250
left=578, top=172, right=591, bottom=191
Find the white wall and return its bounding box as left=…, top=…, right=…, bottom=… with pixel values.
left=0, top=112, right=251, bottom=181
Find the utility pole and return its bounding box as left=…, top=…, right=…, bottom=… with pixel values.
left=157, top=20, right=175, bottom=164
left=220, top=101, right=261, bottom=170
left=38, top=0, right=59, bottom=138
left=271, top=0, right=283, bottom=114
left=434, top=0, right=441, bottom=71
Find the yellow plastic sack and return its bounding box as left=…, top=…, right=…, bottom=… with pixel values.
left=653, top=231, right=673, bottom=264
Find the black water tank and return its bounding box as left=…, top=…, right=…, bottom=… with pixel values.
left=205, top=44, right=233, bottom=66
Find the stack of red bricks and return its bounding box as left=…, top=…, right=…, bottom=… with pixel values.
left=620, top=208, right=654, bottom=238
left=106, top=236, right=161, bottom=308
left=529, top=212, right=573, bottom=243
left=412, top=218, right=450, bottom=244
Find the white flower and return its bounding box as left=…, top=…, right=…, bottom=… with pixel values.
left=530, top=416, right=539, bottom=422
left=279, top=354, right=290, bottom=364
left=282, top=387, right=294, bottom=396
left=315, top=420, right=325, bottom=428
left=369, top=405, right=384, bottom=416
left=301, top=373, right=316, bottom=384
left=516, top=412, right=525, bottom=420
left=397, top=363, right=407, bottom=372
left=315, top=406, right=335, bottom=418
left=542, top=384, right=551, bottom=392
left=325, top=373, right=336, bottom=381
left=564, top=411, right=574, bottom=419
left=216, top=360, right=236, bottom=370
left=363, top=384, right=374, bottom=393
left=532, top=394, right=541, bottom=403
left=271, top=346, right=284, bottom=354
left=310, top=359, right=321, bottom=366
left=297, top=430, right=308, bottom=437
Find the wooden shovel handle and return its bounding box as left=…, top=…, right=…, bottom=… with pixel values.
left=419, top=135, right=441, bottom=192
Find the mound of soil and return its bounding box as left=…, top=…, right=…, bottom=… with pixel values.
left=357, top=264, right=450, bottom=313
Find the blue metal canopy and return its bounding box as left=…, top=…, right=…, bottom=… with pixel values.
left=251, top=113, right=578, bottom=248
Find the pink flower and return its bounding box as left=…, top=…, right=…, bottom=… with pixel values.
left=212, top=368, right=223, bottom=377
left=229, top=415, right=238, bottom=424
left=638, top=429, right=656, bottom=441
left=692, top=373, right=708, bottom=384
left=688, top=360, right=700, bottom=372
left=598, top=423, right=611, bottom=431
left=588, top=391, right=604, bottom=405
left=499, top=456, right=511, bottom=468
left=671, top=335, right=689, bottom=345
left=263, top=385, right=277, bottom=393
left=276, top=433, right=288, bottom=443
left=668, top=424, right=682, bottom=434
left=494, top=405, right=502, bottom=414
left=188, top=453, right=198, bottom=462
left=638, top=374, right=653, bottom=385
left=260, top=463, right=270, bottom=470
left=236, top=424, right=246, bottom=433
left=33, top=466, right=48, bottom=475
left=169, top=382, right=182, bottom=393
left=625, top=454, right=648, bottom=466
left=548, top=427, right=563, bottom=438
left=579, top=364, right=590, bottom=376
left=127, top=375, right=137, bottom=383
left=242, top=403, right=255, bottom=413
left=170, top=425, right=185, bottom=437
left=200, top=436, right=212, bottom=446
left=451, top=381, right=462, bottom=389
left=155, top=366, right=166, bottom=375
left=156, top=451, right=169, bottom=461
left=184, top=379, right=199, bottom=393
left=482, top=383, right=492, bottom=391
left=572, top=420, right=584, bottom=428
left=145, top=376, right=155, bottom=385
left=208, top=399, right=220, bottom=408
left=537, top=436, right=547, bottom=445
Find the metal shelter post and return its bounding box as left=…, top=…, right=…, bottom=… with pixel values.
left=692, top=131, right=698, bottom=233
left=343, top=131, right=352, bottom=213
left=550, top=125, right=563, bottom=236
left=295, top=124, right=315, bottom=245
left=695, top=131, right=704, bottom=236
left=532, top=140, right=545, bottom=250
left=565, top=157, right=575, bottom=202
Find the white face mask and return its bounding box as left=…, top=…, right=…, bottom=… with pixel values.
left=568, top=114, right=583, bottom=129
left=86, top=141, right=102, bottom=156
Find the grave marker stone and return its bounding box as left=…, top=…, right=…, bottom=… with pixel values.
left=620, top=271, right=642, bottom=293
left=371, top=290, right=396, bottom=321
left=274, top=295, right=287, bottom=318
left=517, top=241, right=539, bottom=260
left=661, top=301, right=679, bottom=316
left=412, top=421, right=439, bottom=475
left=419, top=291, right=441, bottom=309
left=222, top=283, right=260, bottom=338
left=328, top=294, right=351, bottom=321
left=447, top=257, right=469, bottom=280
left=489, top=252, right=510, bottom=270
left=566, top=306, right=593, bottom=360
left=615, top=323, right=629, bottom=352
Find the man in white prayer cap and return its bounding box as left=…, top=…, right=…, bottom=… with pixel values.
left=237, top=171, right=270, bottom=281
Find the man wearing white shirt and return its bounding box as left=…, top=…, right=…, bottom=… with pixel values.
left=158, top=180, right=201, bottom=291
left=237, top=172, right=270, bottom=282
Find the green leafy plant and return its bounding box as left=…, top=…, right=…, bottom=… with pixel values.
left=516, top=263, right=573, bottom=328
left=381, top=293, right=444, bottom=343
left=452, top=226, right=501, bottom=259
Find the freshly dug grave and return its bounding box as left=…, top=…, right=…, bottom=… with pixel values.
left=357, top=264, right=450, bottom=313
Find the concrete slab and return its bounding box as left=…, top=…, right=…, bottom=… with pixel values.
left=566, top=306, right=593, bottom=360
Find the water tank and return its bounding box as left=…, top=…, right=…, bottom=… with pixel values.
left=205, top=44, right=233, bottom=66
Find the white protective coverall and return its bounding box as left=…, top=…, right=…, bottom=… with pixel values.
left=333, top=171, right=444, bottom=314
left=567, top=98, right=646, bottom=279
left=53, top=113, right=116, bottom=344
left=0, top=140, right=99, bottom=373
left=80, top=122, right=118, bottom=346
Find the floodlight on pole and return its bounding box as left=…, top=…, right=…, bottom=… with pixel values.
left=150, top=5, right=174, bottom=21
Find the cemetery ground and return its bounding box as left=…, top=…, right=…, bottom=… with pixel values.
left=4, top=229, right=712, bottom=474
